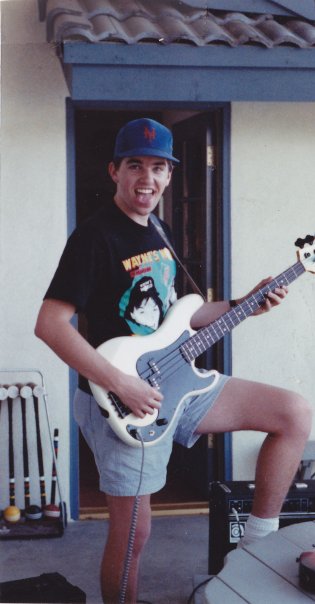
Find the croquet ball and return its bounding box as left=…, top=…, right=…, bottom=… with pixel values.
left=4, top=505, right=21, bottom=523
left=25, top=505, right=42, bottom=520
left=44, top=504, right=60, bottom=519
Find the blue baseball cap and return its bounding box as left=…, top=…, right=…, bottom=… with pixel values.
left=113, top=118, right=180, bottom=164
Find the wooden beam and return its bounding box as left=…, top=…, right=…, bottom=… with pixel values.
left=181, top=1, right=292, bottom=15
left=61, top=43, right=315, bottom=103
left=80, top=501, right=209, bottom=520
left=272, top=0, right=315, bottom=20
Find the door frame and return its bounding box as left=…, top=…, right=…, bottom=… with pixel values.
left=66, top=99, right=232, bottom=520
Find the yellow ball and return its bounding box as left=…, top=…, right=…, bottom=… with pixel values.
left=4, top=505, right=21, bottom=523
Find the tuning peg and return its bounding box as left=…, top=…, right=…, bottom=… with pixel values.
left=295, top=235, right=315, bottom=248
left=295, top=238, right=305, bottom=248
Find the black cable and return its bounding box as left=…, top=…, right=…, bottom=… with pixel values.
left=187, top=507, right=242, bottom=604
left=186, top=577, right=214, bottom=604
left=119, top=431, right=145, bottom=604
left=119, top=429, right=219, bottom=604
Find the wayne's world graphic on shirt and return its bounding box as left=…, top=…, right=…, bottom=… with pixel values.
left=119, top=246, right=177, bottom=335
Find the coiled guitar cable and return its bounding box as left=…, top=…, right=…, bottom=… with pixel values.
left=119, top=430, right=148, bottom=604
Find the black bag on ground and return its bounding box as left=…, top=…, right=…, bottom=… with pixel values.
left=0, top=572, right=86, bottom=603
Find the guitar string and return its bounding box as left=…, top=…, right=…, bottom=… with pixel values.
left=110, top=262, right=306, bottom=416
left=136, top=263, right=304, bottom=387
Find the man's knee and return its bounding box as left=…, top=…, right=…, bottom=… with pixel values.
left=281, top=392, right=312, bottom=439
left=125, top=495, right=152, bottom=557
left=295, top=395, right=313, bottom=438
left=133, top=514, right=151, bottom=556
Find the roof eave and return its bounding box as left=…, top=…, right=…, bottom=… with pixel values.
left=60, top=41, right=315, bottom=102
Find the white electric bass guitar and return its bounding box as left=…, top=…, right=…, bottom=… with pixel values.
left=89, top=235, right=315, bottom=447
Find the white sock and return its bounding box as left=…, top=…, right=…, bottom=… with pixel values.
left=238, top=514, right=279, bottom=548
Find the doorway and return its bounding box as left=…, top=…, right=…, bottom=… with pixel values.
left=74, top=108, right=229, bottom=514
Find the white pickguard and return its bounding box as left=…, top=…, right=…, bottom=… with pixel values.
left=89, top=294, right=219, bottom=447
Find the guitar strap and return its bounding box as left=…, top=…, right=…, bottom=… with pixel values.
left=149, top=213, right=206, bottom=301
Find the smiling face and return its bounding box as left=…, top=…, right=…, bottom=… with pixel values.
left=108, top=156, right=172, bottom=225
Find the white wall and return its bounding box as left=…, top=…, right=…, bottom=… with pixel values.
left=0, top=1, right=70, bottom=508
left=231, top=103, right=315, bottom=479
left=2, top=2, right=315, bottom=508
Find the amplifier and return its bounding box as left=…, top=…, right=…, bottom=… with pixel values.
left=209, top=480, right=315, bottom=575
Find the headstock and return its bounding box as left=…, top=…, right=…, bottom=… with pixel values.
left=295, top=235, right=315, bottom=273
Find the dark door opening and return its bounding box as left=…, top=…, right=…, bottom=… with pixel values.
left=74, top=108, right=227, bottom=512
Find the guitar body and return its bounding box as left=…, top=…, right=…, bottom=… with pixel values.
left=89, top=294, right=219, bottom=447
left=89, top=234, right=315, bottom=447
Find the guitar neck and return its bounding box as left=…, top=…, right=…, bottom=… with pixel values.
left=181, top=260, right=306, bottom=362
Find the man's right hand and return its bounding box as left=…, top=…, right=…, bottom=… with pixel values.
left=113, top=373, right=163, bottom=418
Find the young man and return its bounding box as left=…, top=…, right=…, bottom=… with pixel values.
left=35, top=118, right=312, bottom=603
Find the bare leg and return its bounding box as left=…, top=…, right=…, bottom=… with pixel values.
left=101, top=494, right=151, bottom=604
left=196, top=377, right=312, bottom=518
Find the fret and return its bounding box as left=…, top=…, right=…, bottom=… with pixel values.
left=194, top=334, right=206, bottom=355
left=230, top=305, right=249, bottom=321
left=275, top=274, right=289, bottom=286
left=180, top=260, right=306, bottom=363
left=182, top=342, right=197, bottom=361
left=204, top=331, right=216, bottom=345
left=214, top=319, right=227, bottom=337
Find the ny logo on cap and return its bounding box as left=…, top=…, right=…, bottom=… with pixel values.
left=144, top=126, right=156, bottom=142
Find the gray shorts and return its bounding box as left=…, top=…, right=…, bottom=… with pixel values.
left=73, top=373, right=230, bottom=496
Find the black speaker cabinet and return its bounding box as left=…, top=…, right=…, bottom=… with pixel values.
left=209, top=480, right=315, bottom=575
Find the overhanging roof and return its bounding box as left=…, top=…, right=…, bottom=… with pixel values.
left=39, top=0, right=315, bottom=102
left=42, top=0, right=315, bottom=48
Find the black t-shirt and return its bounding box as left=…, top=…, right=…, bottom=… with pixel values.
left=45, top=200, right=178, bottom=350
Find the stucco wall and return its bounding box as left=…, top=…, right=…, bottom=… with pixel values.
left=231, top=102, right=315, bottom=479
left=1, top=2, right=315, bottom=515
left=1, top=1, right=70, bottom=509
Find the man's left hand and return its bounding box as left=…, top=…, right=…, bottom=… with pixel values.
left=239, top=277, right=289, bottom=316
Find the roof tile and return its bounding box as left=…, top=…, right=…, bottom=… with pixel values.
left=44, top=0, right=315, bottom=48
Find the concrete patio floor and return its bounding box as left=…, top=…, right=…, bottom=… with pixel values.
left=0, top=514, right=211, bottom=604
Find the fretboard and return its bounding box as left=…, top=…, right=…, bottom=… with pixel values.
left=181, top=260, right=305, bottom=362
